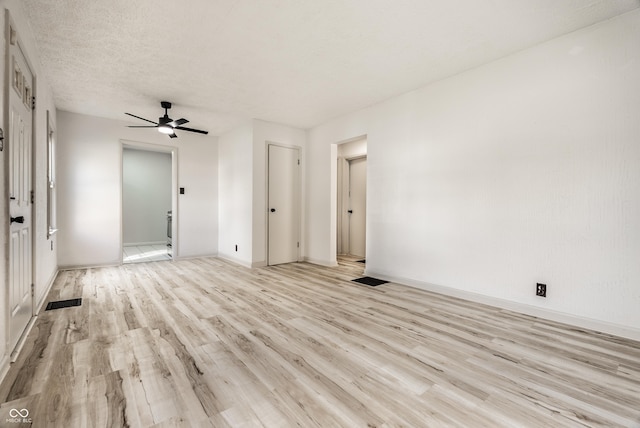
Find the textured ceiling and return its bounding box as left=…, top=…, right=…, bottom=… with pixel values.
left=22, top=0, right=640, bottom=136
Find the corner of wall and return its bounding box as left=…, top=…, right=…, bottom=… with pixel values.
left=304, top=256, right=339, bottom=268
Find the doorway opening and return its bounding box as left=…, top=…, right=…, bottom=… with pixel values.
left=121, top=142, right=177, bottom=263
left=337, top=137, right=367, bottom=261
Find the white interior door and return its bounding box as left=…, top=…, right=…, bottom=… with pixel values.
left=348, top=157, right=366, bottom=258
left=268, top=144, right=300, bottom=265
left=8, top=31, right=34, bottom=354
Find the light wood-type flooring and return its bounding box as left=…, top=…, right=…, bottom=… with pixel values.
left=1, top=257, right=639, bottom=427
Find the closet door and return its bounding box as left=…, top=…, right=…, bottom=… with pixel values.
left=268, top=144, right=300, bottom=265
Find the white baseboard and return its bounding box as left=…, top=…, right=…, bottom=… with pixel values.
left=215, top=253, right=269, bottom=269
left=0, top=354, right=9, bottom=386
left=304, top=257, right=339, bottom=267
left=36, top=268, right=59, bottom=314
left=217, top=253, right=254, bottom=269
left=123, top=241, right=166, bottom=247
left=10, top=316, right=37, bottom=363
left=365, top=269, right=640, bottom=342
left=0, top=268, right=61, bottom=384
left=172, top=253, right=218, bottom=262
left=58, top=261, right=122, bottom=270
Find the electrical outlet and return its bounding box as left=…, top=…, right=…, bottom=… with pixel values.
left=536, top=283, right=547, bottom=297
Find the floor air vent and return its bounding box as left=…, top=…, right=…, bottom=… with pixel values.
left=352, top=277, right=388, bottom=287
left=45, top=298, right=82, bottom=311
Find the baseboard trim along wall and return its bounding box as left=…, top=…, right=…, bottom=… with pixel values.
left=59, top=261, right=123, bottom=271
left=9, top=317, right=37, bottom=363
left=36, top=269, right=60, bottom=314
left=173, top=253, right=218, bottom=263
left=365, top=269, right=640, bottom=342
left=0, top=268, right=60, bottom=384
left=216, top=254, right=253, bottom=269
left=0, top=355, right=9, bottom=387
left=122, top=241, right=167, bottom=247
left=304, top=257, right=339, bottom=267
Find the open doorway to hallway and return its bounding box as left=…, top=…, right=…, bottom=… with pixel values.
left=122, top=145, right=174, bottom=263
left=337, top=137, right=367, bottom=261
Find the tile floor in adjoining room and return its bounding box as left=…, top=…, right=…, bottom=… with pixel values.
left=123, top=244, right=171, bottom=263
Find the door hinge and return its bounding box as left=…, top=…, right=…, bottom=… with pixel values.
left=297, top=159, right=300, bottom=165
left=30, top=190, right=34, bottom=204
left=32, top=96, right=36, bottom=110
left=297, top=242, right=300, bottom=248
left=31, top=283, right=35, bottom=297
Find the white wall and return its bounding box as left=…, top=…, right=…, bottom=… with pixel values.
left=122, top=148, right=171, bottom=245
left=307, top=110, right=369, bottom=266
left=252, top=119, right=307, bottom=266
left=175, top=132, right=219, bottom=259
left=217, top=119, right=307, bottom=267
left=57, top=111, right=218, bottom=267
left=337, top=138, right=367, bottom=159
left=0, top=0, right=58, bottom=379
left=306, top=10, right=640, bottom=339
left=217, top=121, right=254, bottom=266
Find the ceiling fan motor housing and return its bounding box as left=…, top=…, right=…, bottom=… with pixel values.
left=160, top=101, right=172, bottom=124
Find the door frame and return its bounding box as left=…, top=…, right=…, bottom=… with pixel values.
left=4, top=11, right=38, bottom=360
left=335, top=135, right=367, bottom=259
left=266, top=142, right=302, bottom=266
left=119, top=140, right=178, bottom=263
left=341, top=154, right=366, bottom=256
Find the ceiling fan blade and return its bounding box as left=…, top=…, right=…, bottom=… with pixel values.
left=168, top=118, right=188, bottom=127
left=125, top=112, right=158, bottom=125
left=127, top=104, right=206, bottom=137
left=175, top=126, right=209, bottom=135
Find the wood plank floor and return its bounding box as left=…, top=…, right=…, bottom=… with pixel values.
left=1, top=257, right=639, bottom=427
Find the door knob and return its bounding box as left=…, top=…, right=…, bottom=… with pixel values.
left=347, top=210, right=353, bottom=214
left=11, top=216, right=24, bottom=224
left=270, top=208, right=276, bottom=213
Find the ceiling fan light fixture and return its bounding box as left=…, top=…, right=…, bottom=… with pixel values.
left=126, top=101, right=208, bottom=138
left=158, top=125, right=173, bottom=134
